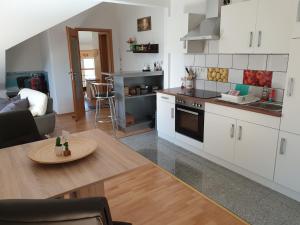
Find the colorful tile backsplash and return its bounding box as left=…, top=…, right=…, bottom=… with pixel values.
left=243, top=70, right=273, bottom=87
left=184, top=54, right=289, bottom=102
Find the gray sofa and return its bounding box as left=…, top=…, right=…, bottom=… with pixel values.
left=34, top=98, right=56, bottom=136
left=0, top=97, right=55, bottom=136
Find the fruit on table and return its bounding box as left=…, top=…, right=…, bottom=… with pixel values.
left=207, top=68, right=229, bottom=82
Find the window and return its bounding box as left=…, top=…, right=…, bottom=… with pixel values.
left=81, top=58, right=96, bottom=87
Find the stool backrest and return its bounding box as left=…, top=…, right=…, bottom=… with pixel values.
left=90, top=82, right=112, bottom=98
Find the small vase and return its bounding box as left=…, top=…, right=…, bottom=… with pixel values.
left=55, top=146, right=64, bottom=157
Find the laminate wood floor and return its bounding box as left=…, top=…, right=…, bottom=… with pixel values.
left=105, top=164, right=248, bottom=225
left=53, top=109, right=152, bottom=138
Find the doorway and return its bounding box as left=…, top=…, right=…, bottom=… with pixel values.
left=66, top=27, right=114, bottom=120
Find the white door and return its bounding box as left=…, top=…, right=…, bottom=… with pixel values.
left=157, top=98, right=175, bottom=138
left=235, top=120, right=278, bottom=180
left=281, top=39, right=300, bottom=135
left=254, top=0, right=297, bottom=53
left=219, top=0, right=258, bottom=54
left=275, top=131, right=300, bottom=193
left=204, top=113, right=236, bottom=163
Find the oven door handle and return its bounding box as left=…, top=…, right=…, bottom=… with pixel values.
left=177, top=107, right=199, bottom=116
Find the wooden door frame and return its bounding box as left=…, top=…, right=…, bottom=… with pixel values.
left=66, top=27, right=85, bottom=121
left=75, top=28, right=114, bottom=74
left=66, top=27, right=114, bottom=117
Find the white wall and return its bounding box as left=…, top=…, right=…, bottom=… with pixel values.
left=116, top=4, right=165, bottom=71
left=164, top=0, right=206, bottom=88
left=6, top=35, right=44, bottom=72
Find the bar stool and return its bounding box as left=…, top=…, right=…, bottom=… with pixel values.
left=91, top=78, right=117, bottom=135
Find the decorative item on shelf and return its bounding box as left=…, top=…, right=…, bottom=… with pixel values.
left=140, top=84, right=150, bottom=95
left=137, top=16, right=151, bottom=32
left=124, top=86, right=129, bottom=96
left=54, top=137, right=64, bottom=157
left=133, top=44, right=159, bottom=53
left=129, top=87, right=137, bottom=96
left=154, top=61, right=163, bottom=71
left=126, top=37, right=137, bottom=52
left=207, top=68, right=229, bottom=82
left=142, top=64, right=151, bottom=72
left=136, top=87, right=141, bottom=95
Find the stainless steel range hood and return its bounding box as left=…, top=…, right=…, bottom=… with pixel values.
left=180, top=0, right=221, bottom=41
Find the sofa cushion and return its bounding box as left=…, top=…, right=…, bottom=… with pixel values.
left=0, top=95, right=21, bottom=111
left=0, top=98, right=29, bottom=113
left=0, top=90, right=8, bottom=99
left=0, top=99, right=9, bottom=111
left=19, top=88, right=48, bottom=116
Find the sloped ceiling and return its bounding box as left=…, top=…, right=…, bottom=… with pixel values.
left=0, top=0, right=169, bottom=51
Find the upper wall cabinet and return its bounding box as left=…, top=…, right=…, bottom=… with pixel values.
left=219, top=0, right=297, bottom=54
left=219, top=0, right=258, bottom=54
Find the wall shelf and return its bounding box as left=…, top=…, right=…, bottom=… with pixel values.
left=132, top=44, right=159, bottom=53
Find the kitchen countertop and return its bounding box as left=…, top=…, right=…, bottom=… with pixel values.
left=157, top=87, right=186, bottom=96
left=158, top=87, right=282, bottom=117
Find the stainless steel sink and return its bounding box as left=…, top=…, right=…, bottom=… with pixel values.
left=247, top=102, right=282, bottom=111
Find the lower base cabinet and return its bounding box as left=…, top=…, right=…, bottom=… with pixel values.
left=235, top=120, right=278, bottom=180
left=204, top=112, right=279, bottom=180
left=275, top=131, right=300, bottom=193
left=157, top=94, right=175, bottom=138
left=204, top=112, right=236, bottom=163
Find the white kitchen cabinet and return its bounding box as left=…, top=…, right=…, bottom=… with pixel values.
left=204, top=112, right=236, bottom=163
left=157, top=93, right=175, bottom=138
left=254, top=0, right=296, bottom=54
left=204, top=103, right=279, bottom=180
left=281, top=39, right=300, bottom=135
left=219, top=0, right=296, bottom=54
left=275, top=131, right=300, bottom=193
left=234, top=120, right=279, bottom=180
left=219, top=0, right=258, bottom=54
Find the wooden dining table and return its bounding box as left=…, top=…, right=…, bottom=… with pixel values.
left=0, top=129, right=248, bottom=225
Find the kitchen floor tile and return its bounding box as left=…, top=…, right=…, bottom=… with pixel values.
left=120, top=131, right=300, bottom=225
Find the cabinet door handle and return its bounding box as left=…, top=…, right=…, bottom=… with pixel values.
left=249, top=31, right=253, bottom=47
left=230, top=124, right=235, bottom=138
left=258, top=31, right=262, bottom=47
left=279, top=138, right=287, bottom=155
left=238, top=126, right=242, bottom=141
left=171, top=108, right=175, bottom=119
left=161, top=96, right=169, bottom=100
left=287, top=78, right=295, bottom=97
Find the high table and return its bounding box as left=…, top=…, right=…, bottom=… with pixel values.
left=0, top=129, right=248, bottom=225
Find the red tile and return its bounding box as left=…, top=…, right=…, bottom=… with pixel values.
left=243, top=70, right=273, bottom=87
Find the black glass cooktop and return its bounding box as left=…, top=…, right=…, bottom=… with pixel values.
left=177, top=89, right=221, bottom=99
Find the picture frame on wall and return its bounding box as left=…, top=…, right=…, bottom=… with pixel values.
left=137, top=16, right=151, bottom=32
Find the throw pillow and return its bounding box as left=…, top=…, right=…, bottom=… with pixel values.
left=0, top=98, right=29, bottom=113
left=0, top=99, right=9, bottom=111
left=0, top=95, right=20, bottom=110
left=19, top=88, right=48, bottom=116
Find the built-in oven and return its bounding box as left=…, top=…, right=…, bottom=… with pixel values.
left=175, top=104, right=204, bottom=142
